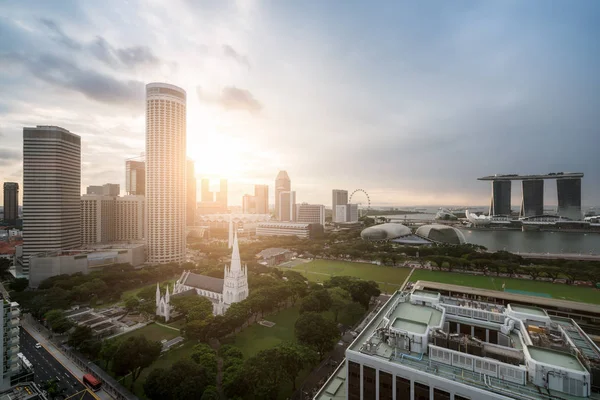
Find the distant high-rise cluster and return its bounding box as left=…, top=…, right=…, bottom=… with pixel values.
left=22, top=126, right=81, bottom=273
left=279, top=191, right=296, bottom=222
left=275, top=170, right=291, bottom=220
left=242, top=184, right=269, bottom=214
left=198, top=178, right=228, bottom=214
left=332, top=189, right=359, bottom=223
left=86, top=183, right=120, bottom=196
left=332, top=189, right=348, bottom=222
left=81, top=194, right=144, bottom=244
left=145, top=82, right=187, bottom=264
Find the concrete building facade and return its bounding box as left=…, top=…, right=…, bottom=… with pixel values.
left=0, top=299, right=21, bottom=390
left=145, top=83, right=187, bottom=264
left=332, top=189, right=348, bottom=224
left=254, top=184, right=269, bottom=214
left=490, top=180, right=511, bottom=216
left=296, top=203, right=325, bottom=225
left=22, top=126, right=81, bottom=274
left=125, top=160, right=145, bottom=195
left=557, top=178, right=582, bottom=220
left=2, top=183, right=18, bottom=224
left=520, top=179, right=544, bottom=217
left=81, top=195, right=117, bottom=244
left=335, top=204, right=359, bottom=223
left=115, top=196, right=145, bottom=241
left=278, top=191, right=296, bottom=222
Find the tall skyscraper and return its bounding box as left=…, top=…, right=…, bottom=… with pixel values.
left=332, top=189, right=348, bottom=223
left=275, top=171, right=291, bottom=220
left=126, top=160, right=145, bottom=195
left=115, top=196, right=145, bottom=241
left=242, top=194, right=256, bottom=214
left=22, top=126, right=81, bottom=273
left=296, top=203, right=325, bottom=225
left=187, top=159, right=196, bottom=226
left=254, top=184, right=269, bottom=214
left=2, top=183, right=18, bottom=224
left=279, top=191, right=296, bottom=222
left=217, top=179, right=228, bottom=209
left=490, top=180, right=511, bottom=216
left=557, top=178, right=582, bottom=220
left=201, top=178, right=213, bottom=202
left=520, top=180, right=544, bottom=218
left=145, top=83, right=187, bottom=264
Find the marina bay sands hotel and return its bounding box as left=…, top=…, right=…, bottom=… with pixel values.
left=478, top=172, right=583, bottom=220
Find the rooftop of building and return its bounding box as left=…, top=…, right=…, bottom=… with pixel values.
left=0, top=382, right=46, bottom=400
left=316, top=286, right=600, bottom=400
left=478, top=172, right=584, bottom=181
left=258, top=222, right=312, bottom=228
left=256, top=248, right=294, bottom=258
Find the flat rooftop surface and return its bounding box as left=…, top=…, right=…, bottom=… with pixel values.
left=478, top=173, right=583, bottom=181
left=413, top=289, right=439, bottom=299
left=510, top=304, right=548, bottom=317
left=391, top=301, right=443, bottom=327
left=392, top=317, right=427, bottom=334
left=528, top=346, right=585, bottom=372
left=315, top=363, right=346, bottom=400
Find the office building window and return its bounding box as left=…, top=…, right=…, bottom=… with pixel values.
left=414, top=382, right=430, bottom=400
left=396, top=376, right=410, bottom=399
left=433, top=388, right=451, bottom=400
left=363, top=366, right=376, bottom=400
left=379, top=371, right=393, bottom=400
left=348, top=361, right=361, bottom=400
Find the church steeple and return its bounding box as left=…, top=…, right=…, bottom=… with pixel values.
left=230, top=233, right=242, bottom=273
left=228, top=215, right=234, bottom=249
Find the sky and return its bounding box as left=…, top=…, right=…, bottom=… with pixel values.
left=0, top=0, right=599, bottom=208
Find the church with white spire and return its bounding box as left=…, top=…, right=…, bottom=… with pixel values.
left=156, top=233, right=249, bottom=321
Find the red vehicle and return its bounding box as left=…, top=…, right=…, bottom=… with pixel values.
left=83, top=374, right=102, bottom=391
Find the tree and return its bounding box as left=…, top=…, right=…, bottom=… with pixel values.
left=9, top=278, right=28, bottom=292
left=68, top=325, right=94, bottom=348
left=299, top=289, right=332, bottom=314
left=328, top=287, right=352, bottom=322
left=112, top=336, right=161, bottom=388
left=45, top=310, right=73, bottom=334
left=144, top=360, right=211, bottom=400
left=124, top=296, right=140, bottom=312
left=172, top=296, right=213, bottom=322
left=276, top=343, right=318, bottom=390
left=99, top=339, right=121, bottom=370
left=294, top=312, right=339, bottom=359
left=200, top=386, right=220, bottom=400
left=190, top=343, right=217, bottom=383
left=222, top=361, right=248, bottom=399
left=339, top=301, right=367, bottom=326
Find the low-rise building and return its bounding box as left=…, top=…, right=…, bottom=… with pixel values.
left=256, top=222, right=323, bottom=239
left=256, top=248, right=294, bottom=266
left=314, top=285, right=600, bottom=400
left=28, top=243, right=145, bottom=288
left=296, top=203, right=325, bottom=225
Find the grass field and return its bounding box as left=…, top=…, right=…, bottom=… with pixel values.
left=289, top=260, right=411, bottom=293
left=409, top=269, right=600, bottom=304
left=117, top=323, right=180, bottom=343
left=231, top=306, right=302, bottom=358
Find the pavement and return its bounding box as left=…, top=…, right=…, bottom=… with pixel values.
left=19, top=327, right=97, bottom=400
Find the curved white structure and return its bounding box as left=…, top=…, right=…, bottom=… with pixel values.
left=146, top=83, right=187, bottom=264
left=361, top=223, right=411, bottom=240
left=465, top=209, right=491, bottom=226
left=415, top=224, right=466, bottom=245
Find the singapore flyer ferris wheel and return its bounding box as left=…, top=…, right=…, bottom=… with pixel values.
left=349, top=189, right=371, bottom=216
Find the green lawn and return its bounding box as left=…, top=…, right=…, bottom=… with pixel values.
left=409, top=269, right=600, bottom=304
left=116, top=323, right=180, bottom=343
left=290, top=259, right=411, bottom=293
left=231, top=306, right=302, bottom=358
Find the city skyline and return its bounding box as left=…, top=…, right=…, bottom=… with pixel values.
left=1, top=1, right=599, bottom=207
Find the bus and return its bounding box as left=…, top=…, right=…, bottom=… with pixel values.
left=82, top=374, right=102, bottom=392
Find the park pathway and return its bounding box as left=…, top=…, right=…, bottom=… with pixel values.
left=401, top=267, right=415, bottom=290
left=153, top=321, right=180, bottom=332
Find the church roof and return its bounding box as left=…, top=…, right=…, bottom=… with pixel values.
left=182, top=273, right=224, bottom=294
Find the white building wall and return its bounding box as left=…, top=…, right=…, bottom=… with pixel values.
left=296, top=203, right=325, bottom=225
left=145, top=83, right=187, bottom=264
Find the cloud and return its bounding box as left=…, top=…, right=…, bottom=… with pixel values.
left=1, top=53, right=144, bottom=106
left=222, top=44, right=250, bottom=68
left=40, top=18, right=160, bottom=69
left=197, top=86, right=262, bottom=114
left=39, top=18, right=82, bottom=50
left=0, top=149, right=20, bottom=166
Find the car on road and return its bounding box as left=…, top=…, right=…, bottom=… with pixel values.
left=35, top=343, right=42, bottom=349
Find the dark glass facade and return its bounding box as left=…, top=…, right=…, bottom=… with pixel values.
left=396, top=376, right=411, bottom=398
left=557, top=178, right=582, bottom=220
left=414, top=381, right=430, bottom=400
left=379, top=371, right=393, bottom=400
left=490, top=180, right=511, bottom=216
left=348, top=361, right=361, bottom=400
left=363, top=366, right=376, bottom=400
left=520, top=179, right=544, bottom=217
left=3, top=182, right=18, bottom=223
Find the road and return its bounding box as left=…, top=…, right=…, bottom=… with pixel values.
left=19, top=327, right=98, bottom=400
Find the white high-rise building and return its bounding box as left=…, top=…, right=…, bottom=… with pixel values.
left=0, top=299, right=21, bottom=389
left=278, top=191, right=296, bottom=222
left=145, top=83, right=187, bottom=264
left=22, top=126, right=81, bottom=274
left=335, top=203, right=359, bottom=223
left=81, top=195, right=117, bottom=244
left=296, top=203, right=325, bottom=225
left=275, top=171, right=291, bottom=220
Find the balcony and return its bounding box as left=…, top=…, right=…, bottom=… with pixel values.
left=8, top=310, right=20, bottom=318
left=8, top=318, right=19, bottom=327
left=8, top=328, right=18, bottom=338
